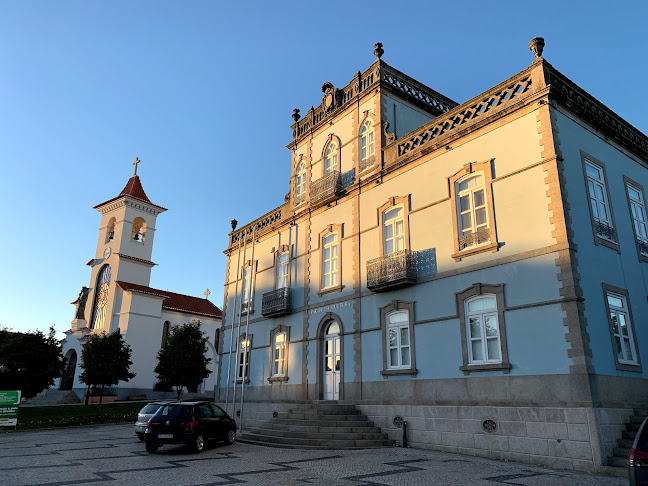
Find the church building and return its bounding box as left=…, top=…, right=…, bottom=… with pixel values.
left=59, top=161, right=222, bottom=399
left=217, top=39, right=648, bottom=472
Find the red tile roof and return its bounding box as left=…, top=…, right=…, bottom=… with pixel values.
left=116, top=281, right=222, bottom=318
left=94, top=175, right=167, bottom=211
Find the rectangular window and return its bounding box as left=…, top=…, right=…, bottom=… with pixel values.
left=273, top=332, right=286, bottom=376
left=607, top=292, right=638, bottom=365
left=383, top=206, right=405, bottom=256
left=276, top=253, right=289, bottom=289
left=387, top=311, right=411, bottom=369
left=627, top=183, right=648, bottom=255
left=237, top=338, right=250, bottom=380
left=465, top=295, right=501, bottom=364
left=322, top=233, right=339, bottom=289
left=585, top=159, right=616, bottom=243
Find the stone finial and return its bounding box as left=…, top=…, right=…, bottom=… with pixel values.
left=292, top=109, right=300, bottom=122
left=231, top=219, right=238, bottom=231
left=529, top=37, right=545, bottom=59
left=374, top=42, right=384, bottom=60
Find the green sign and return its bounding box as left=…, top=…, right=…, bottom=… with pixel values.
left=0, top=390, right=20, bottom=427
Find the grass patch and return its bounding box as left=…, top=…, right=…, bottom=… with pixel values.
left=12, top=403, right=143, bottom=431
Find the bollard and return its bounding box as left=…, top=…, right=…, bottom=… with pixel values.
left=402, top=420, right=408, bottom=448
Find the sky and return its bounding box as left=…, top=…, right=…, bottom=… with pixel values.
left=1, top=1, right=647, bottom=339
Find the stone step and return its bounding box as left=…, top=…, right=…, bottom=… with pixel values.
left=270, top=417, right=371, bottom=428
left=287, top=408, right=361, bottom=416
left=279, top=412, right=368, bottom=422
left=623, top=430, right=638, bottom=440
left=262, top=422, right=382, bottom=434
left=633, top=408, right=648, bottom=416
left=618, top=438, right=635, bottom=449
left=608, top=456, right=628, bottom=468
left=630, top=415, right=646, bottom=424
left=247, top=426, right=388, bottom=441
left=241, top=432, right=393, bottom=449
left=613, top=447, right=631, bottom=458
left=627, top=422, right=640, bottom=432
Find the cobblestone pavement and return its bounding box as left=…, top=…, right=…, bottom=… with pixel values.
left=0, top=425, right=627, bottom=486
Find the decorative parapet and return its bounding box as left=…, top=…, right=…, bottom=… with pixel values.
left=288, top=62, right=456, bottom=147
left=310, top=171, right=342, bottom=205
left=262, top=287, right=292, bottom=317
left=367, top=249, right=417, bottom=291
left=230, top=206, right=284, bottom=246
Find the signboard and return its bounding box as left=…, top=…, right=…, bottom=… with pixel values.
left=0, top=390, right=20, bottom=427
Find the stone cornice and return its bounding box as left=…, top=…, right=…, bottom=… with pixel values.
left=95, top=196, right=167, bottom=216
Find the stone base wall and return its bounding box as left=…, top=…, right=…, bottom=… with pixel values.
left=223, top=400, right=632, bottom=473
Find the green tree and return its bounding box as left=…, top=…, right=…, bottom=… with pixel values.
left=0, top=327, right=65, bottom=398
left=154, top=321, right=212, bottom=400
left=79, top=330, right=135, bottom=406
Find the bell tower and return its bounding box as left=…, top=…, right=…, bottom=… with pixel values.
left=81, top=158, right=167, bottom=333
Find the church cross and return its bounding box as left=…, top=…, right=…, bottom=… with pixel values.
left=204, top=288, right=211, bottom=299
left=133, top=157, right=141, bottom=176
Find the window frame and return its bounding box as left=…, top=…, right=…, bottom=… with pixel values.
left=449, top=160, right=498, bottom=261
left=322, top=135, right=341, bottom=176
left=623, top=176, right=648, bottom=263
left=294, top=159, right=308, bottom=204
left=378, top=196, right=410, bottom=256
left=236, top=333, right=252, bottom=384
left=602, top=283, right=642, bottom=372
left=359, top=118, right=376, bottom=170
left=465, top=295, right=502, bottom=365
left=581, top=152, right=619, bottom=252
left=455, top=283, right=510, bottom=374
left=380, top=300, right=417, bottom=376
left=268, top=325, right=290, bottom=382
left=240, top=260, right=256, bottom=314
left=274, top=245, right=292, bottom=290
left=318, top=224, right=343, bottom=295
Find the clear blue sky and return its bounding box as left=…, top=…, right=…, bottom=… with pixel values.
left=1, top=1, right=646, bottom=339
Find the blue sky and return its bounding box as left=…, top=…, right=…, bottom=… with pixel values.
left=1, top=1, right=646, bottom=339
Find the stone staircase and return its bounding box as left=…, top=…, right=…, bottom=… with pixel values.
left=608, top=407, right=647, bottom=468
left=23, top=390, right=80, bottom=406
left=240, top=401, right=394, bottom=449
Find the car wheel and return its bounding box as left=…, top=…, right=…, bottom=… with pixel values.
left=192, top=434, right=205, bottom=453
left=137, top=433, right=144, bottom=442
left=226, top=429, right=236, bottom=445
left=145, top=441, right=159, bottom=453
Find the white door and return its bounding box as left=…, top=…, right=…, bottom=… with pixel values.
left=323, top=334, right=340, bottom=400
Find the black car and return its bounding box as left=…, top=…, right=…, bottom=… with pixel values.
left=144, top=401, right=236, bottom=453
left=629, top=417, right=648, bottom=485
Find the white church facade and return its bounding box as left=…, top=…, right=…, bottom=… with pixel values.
left=59, top=163, right=222, bottom=400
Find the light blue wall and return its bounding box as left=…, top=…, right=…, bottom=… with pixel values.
left=556, top=110, right=648, bottom=378
left=383, top=94, right=434, bottom=140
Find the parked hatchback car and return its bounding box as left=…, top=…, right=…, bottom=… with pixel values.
left=145, top=401, right=236, bottom=453
left=629, top=417, right=648, bottom=485
left=135, top=401, right=176, bottom=440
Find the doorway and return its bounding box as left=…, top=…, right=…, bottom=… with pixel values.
left=59, top=349, right=77, bottom=390
left=323, top=321, right=340, bottom=400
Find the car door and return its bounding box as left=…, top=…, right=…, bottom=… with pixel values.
left=197, top=404, right=217, bottom=438
left=210, top=404, right=230, bottom=439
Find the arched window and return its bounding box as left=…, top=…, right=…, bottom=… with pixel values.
left=295, top=162, right=307, bottom=199
left=105, top=217, right=116, bottom=243
left=383, top=206, right=405, bottom=255
left=456, top=174, right=488, bottom=248
left=90, top=265, right=112, bottom=330
left=132, top=217, right=147, bottom=242
left=359, top=119, right=375, bottom=163
left=324, top=141, right=338, bottom=175
left=237, top=334, right=251, bottom=381
left=214, top=328, right=221, bottom=355
left=465, top=295, right=500, bottom=364
left=386, top=310, right=410, bottom=369
left=322, top=232, right=339, bottom=290
left=161, top=321, right=171, bottom=347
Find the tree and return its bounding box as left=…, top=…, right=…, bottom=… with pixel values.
left=155, top=321, right=212, bottom=400
left=0, top=327, right=65, bottom=398
left=79, top=330, right=135, bottom=406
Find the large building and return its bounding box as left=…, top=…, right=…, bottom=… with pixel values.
left=59, top=164, right=222, bottom=400
left=217, top=39, right=648, bottom=472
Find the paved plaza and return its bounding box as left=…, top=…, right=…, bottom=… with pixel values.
left=0, top=424, right=627, bottom=486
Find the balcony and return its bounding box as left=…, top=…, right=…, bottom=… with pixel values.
left=595, top=221, right=617, bottom=243
left=262, top=287, right=292, bottom=317
left=310, top=171, right=342, bottom=206
left=367, top=249, right=417, bottom=292
left=458, top=228, right=490, bottom=251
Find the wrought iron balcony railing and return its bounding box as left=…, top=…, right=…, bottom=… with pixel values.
left=367, top=249, right=417, bottom=292
left=595, top=221, right=617, bottom=243
left=310, top=171, right=342, bottom=205
left=262, top=287, right=292, bottom=317
left=458, top=228, right=490, bottom=251
left=638, top=238, right=648, bottom=256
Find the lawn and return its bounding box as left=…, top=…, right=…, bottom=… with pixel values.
left=11, top=402, right=143, bottom=430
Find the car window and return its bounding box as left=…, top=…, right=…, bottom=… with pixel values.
left=212, top=405, right=226, bottom=418
left=637, top=422, right=648, bottom=451
left=156, top=405, right=192, bottom=418
left=140, top=404, right=161, bottom=414
left=198, top=404, right=214, bottom=418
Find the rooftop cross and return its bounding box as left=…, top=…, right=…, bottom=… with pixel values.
left=133, top=157, right=141, bottom=176
left=204, top=288, right=211, bottom=299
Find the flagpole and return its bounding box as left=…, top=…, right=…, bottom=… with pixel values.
left=224, top=234, right=242, bottom=413
left=239, top=225, right=256, bottom=434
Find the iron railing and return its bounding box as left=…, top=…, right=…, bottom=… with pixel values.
left=310, top=171, right=342, bottom=205
left=638, top=238, right=648, bottom=256
left=595, top=221, right=617, bottom=242
left=367, top=249, right=416, bottom=291
left=262, top=287, right=292, bottom=317
left=458, top=228, right=490, bottom=251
